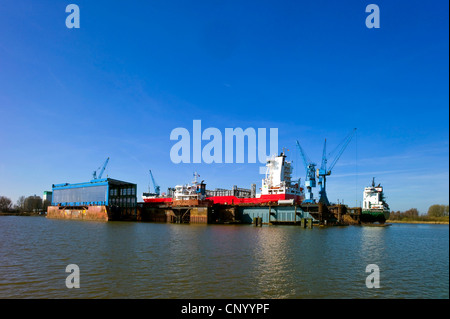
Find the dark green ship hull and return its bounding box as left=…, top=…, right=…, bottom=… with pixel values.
left=361, top=209, right=390, bottom=223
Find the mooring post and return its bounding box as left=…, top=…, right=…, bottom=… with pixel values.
left=268, top=206, right=271, bottom=224
left=318, top=202, right=323, bottom=224
left=294, top=205, right=297, bottom=223
left=301, top=218, right=306, bottom=228
left=338, top=204, right=344, bottom=223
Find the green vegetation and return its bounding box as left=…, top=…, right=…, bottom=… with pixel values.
left=0, top=195, right=50, bottom=215
left=388, top=205, right=449, bottom=224
left=0, top=196, right=13, bottom=212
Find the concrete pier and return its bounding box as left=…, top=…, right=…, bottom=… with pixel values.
left=49, top=200, right=363, bottom=226
left=47, top=205, right=109, bottom=221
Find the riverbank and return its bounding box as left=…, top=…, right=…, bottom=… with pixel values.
left=2, top=211, right=448, bottom=225
left=0, top=212, right=45, bottom=216
left=387, top=219, right=449, bottom=225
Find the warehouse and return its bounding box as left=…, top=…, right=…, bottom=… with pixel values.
left=47, top=178, right=137, bottom=221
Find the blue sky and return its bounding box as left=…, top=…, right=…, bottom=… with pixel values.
left=0, top=0, right=448, bottom=213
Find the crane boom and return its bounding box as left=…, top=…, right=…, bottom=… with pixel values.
left=149, top=170, right=160, bottom=196
left=328, top=128, right=356, bottom=173
left=92, top=157, right=109, bottom=180
left=296, top=140, right=310, bottom=171
left=296, top=140, right=317, bottom=203
left=320, top=139, right=327, bottom=172
left=97, top=157, right=109, bottom=179
left=317, top=128, right=357, bottom=205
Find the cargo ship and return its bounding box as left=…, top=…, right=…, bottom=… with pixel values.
left=142, top=152, right=304, bottom=206
left=361, top=178, right=390, bottom=223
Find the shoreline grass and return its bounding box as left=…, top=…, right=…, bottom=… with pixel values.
left=387, top=218, right=449, bottom=225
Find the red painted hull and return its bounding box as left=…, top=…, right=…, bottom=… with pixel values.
left=207, top=194, right=303, bottom=205
left=143, top=194, right=302, bottom=205
left=142, top=197, right=172, bottom=203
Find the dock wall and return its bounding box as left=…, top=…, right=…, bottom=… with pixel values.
left=238, top=205, right=313, bottom=224
left=47, top=202, right=361, bottom=225
left=47, top=205, right=138, bottom=221
left=137, top=206, right=208, bottom=224
left=47, top=205, right=109, bottom=221
left=133, top=204, right=317, bottom=225
left=189, top=207, right=208, bottom=223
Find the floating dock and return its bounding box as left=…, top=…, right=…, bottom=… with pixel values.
left=47, top=178, right=137, bottom=221
left=137, top=200, right=363, bottom=226
left=46, top=152, right=365, bottom=225
left=46, top=176, right=364, bottom=225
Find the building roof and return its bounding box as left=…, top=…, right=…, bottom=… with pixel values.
left=52, top=178, right=136, bottom=189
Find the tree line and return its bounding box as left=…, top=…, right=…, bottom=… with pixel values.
left=0, top=195, right=51, bottom=214
left=389, top=204, right=449, bottom=222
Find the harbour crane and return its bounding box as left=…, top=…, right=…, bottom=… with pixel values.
left=317, top=128, right=357, bottom=205
left=295, top=140, right=317, bottom=203
left=92, top=157, right=109, bottom=180
left=149, top=170, right=160, bottom=196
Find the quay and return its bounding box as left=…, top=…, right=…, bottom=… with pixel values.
left=45, top=154, right=364, bottom=226
left=47, top=186, right=363, bottom=226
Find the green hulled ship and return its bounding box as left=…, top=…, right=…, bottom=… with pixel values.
left=361, top=178, right=390, bottom=223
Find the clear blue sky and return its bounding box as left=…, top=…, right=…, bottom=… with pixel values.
left=0, top=0, right=448, bottom=213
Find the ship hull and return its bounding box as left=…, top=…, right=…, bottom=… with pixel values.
left=143, top=194, right=303, bottom=206
left=361, top=209, right=390, bottom=223
left=207, top=194, right=302, bottom=205
left=143, top=197, right=172, bottom=203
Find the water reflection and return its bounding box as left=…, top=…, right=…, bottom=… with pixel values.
left=359, top=227, right=387, bottom=265
left=251, top=227, right=296, bottom=298
left=0, top=217, right=448, bottom=299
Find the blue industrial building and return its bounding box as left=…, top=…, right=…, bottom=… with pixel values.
left=51, top=178, right=137, bottom=208
left=47, top=157, right=139, bottom=221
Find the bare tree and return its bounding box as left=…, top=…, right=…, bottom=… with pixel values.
left=24, top=195, right=43, bottom=213
left=428, top=204, right=450, bottom=217
left=0, top=196, right=13, bottom=212
left=43, top=199, right=51, bottom=212
left=16, top=196, right=26, bottom=212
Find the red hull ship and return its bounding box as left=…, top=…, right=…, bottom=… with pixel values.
left=143, top=152, right=304, bottom=206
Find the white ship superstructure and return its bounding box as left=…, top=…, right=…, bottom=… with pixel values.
left=259, top=152, right=302, bottom=197
left=362, top=178, right=390, bottom=222
left=363, top=178, right=389, bottom=210
left=173, top=172, right=206, bottom=201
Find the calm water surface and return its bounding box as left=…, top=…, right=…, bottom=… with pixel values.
left=0, top=216, right=448, bottom=298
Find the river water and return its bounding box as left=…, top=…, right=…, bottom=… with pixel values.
left=0, top=216, right=448, bottom=299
